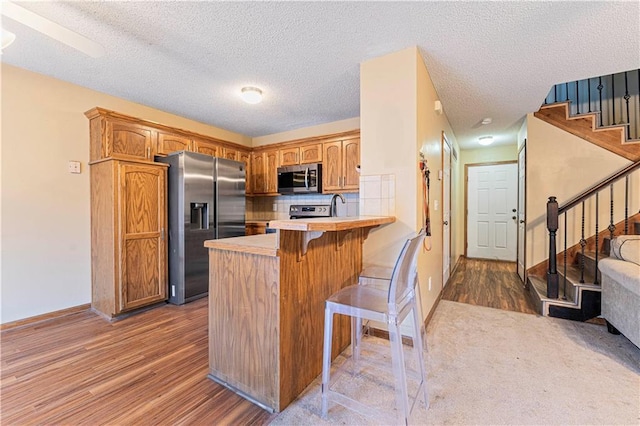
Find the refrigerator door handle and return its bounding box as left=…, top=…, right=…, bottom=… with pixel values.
left=305, top=167, right=309, bottom=190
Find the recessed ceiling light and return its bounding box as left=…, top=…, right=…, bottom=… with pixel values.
left=241, top=87, right=263, bottom=104
left=478, top=136, right=494, bottom=146
left=481, top=117, right=492, bottom=125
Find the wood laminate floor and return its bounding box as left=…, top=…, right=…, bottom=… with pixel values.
left=0, top=298, right=275, bottom=425
left=2, top=258, right=535, bottom=425
left=442, top=257, right=537, bottom=315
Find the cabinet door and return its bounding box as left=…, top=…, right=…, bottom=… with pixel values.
left=157, top=132, right=191, bottom=155
left=118, top=163, right=167, bottom=312
left=322, top=141, right=342, bottom=192
left=224, top=148, right=238, bottom=161
left=252, top=152, right=266, bottom=194
left=265, top=150, right=280, bottom=194
left=342, top=138, right=360, bottom=190
left=239, top=150, right=252, bottom=194
left=279, top=147, right=299, bottom=166
left=194, top=140, right=222, bottom=157
left=107, top=120, right=154, bottom=161
left=300, top=144, right=322, bottom=164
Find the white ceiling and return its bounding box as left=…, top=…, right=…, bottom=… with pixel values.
left=2, top=1, right=639, bottom=149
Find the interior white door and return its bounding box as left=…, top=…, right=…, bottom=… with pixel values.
left=517, top=147, right=526, bottom=280
left=467, top=163, right=518, bottom=261
left=442, top=137, right=451, bottom=286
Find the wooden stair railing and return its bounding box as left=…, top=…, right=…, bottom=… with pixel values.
left=546, top=160, right=640, bottom=299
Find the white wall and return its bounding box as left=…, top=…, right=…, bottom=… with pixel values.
left=0, top=64, right=250, bottom=323
left=525, top=113, right=632, bottom=269
left=360, top=47, right=459, bottom=322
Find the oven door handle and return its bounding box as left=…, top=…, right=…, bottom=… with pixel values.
left=304, top=167, right=309, bottom=190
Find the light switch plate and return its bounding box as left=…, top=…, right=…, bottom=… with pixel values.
left=68, top=160, right=81, bottom=174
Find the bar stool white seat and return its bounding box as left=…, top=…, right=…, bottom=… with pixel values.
left=320, top=229, right=429, bottom=425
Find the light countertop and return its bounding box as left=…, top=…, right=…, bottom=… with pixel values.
left=267, top=215, right=395, bottom=231
left=204, top=234, right=278, bottom=256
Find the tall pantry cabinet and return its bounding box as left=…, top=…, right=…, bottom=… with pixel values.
left=87, top=108, right=168, bottom=318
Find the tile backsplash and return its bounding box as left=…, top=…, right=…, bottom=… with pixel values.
left=359, top=174, right=396, bottom=216
left=247, top=193, right=360, bottom=220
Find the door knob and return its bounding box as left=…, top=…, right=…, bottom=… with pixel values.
left=512, top=216, right=516, bottom=220
left=512, top=208, right=517, bottom=212
left=519, top=220, right=525, bottom=224
left=443, top=221, right=448, bottom=225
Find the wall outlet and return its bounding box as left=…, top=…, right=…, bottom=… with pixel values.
left=428, top=276, right=432, bottom=291
left=68, top=160, right=81, bottom=174
left=272, top=203, right=278, bottom=212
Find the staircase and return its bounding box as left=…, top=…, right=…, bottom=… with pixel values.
left=526, top=69, right=640, bottom=321
left=527, top=218, right=640, bottom=321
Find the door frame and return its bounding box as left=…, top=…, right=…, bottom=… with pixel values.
left=464, top=160, right=518, bottom=258
left=517, top=141, right=527, bottom=281
left=441, top=131, right=452, bottom=286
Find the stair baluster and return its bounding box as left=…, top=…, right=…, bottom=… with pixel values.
left=609, top=184, right=616, bottom=242
left=598, top=77, right=604, bottom=127
left=587, top=77, right=592, bottom=113
left=594, top=192, right=599, bottom=285
left=565, top=82, right=569, bottom=102
left=563, top=212, right=567, bottom=300
left=546, top=197, right=559, bottom=299
left=611, top=74, right=616, bottom=125
left=576, top=81, right=580, bottom=115
left=625, top=175, right=629, bottom=234
left=580, top=201, right=586, bottom=284
left=624, top=71, right=631, bottom=140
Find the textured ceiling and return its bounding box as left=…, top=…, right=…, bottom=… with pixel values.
left=2, top=1, right=639, bottom=149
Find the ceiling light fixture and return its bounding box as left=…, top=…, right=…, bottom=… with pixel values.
left=1, top=29, right=16, bottom=51
left=478, top=136, right=494, bottom=146
left=481, top=117, right=492, bottom=125
left=241, top=86, right=263, bottom=104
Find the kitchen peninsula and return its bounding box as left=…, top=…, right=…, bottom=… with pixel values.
left=204, top=216, right=395, bottom=412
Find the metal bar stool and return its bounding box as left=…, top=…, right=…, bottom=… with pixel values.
left=321, top=229, right=428, bottom=425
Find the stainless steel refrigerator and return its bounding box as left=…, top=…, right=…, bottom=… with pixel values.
left=156, top=151, right=245, bottom=304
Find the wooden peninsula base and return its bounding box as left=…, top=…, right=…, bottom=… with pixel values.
left=205, top=216, right=394, bottom=412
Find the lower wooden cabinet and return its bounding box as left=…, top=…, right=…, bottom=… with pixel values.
left=90, top=159, right=168, bottom=318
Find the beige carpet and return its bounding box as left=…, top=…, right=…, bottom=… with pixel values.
left=270, top=300, right=640, bottom=425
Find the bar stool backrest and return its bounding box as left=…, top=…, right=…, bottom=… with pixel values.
left=387, top=229, right=426, bottom=313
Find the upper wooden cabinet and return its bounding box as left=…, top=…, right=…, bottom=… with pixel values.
left=323, top=138, right=360, bottom=193
left=224, top=148, right=238, bottom=161
left=87, top=111, right=156, bottom=162
left=157, top=132, right=192, bottom=155
left=251, top=149, right=279, bottom=195
left=300, top=144, right=323, bottom=164
left=238, top=150, right=252, bottom=194
left=193, top=139, right=223, bottom=157
left=279, top=144, right=323, bottom=166
left=279, top=147, right=299, bottom=166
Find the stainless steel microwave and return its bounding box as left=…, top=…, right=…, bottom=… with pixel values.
left=277, top=163, right=322, bottom=194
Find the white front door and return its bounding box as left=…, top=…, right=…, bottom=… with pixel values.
left=442, top=135, right=451, bottom=286
left=517, top=147, right=526, bottom=280
left=467, top=163, right=518, bottom=261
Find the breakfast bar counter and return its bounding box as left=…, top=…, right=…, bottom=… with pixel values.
left=204, top=216, right=394, bottom=412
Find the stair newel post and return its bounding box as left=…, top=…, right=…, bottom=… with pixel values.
left=609, top=184, right=616, bottom=242
left=594, top=192, right=599, bottom=285
left=563, top=212, right=567, bottom=300
left=580, top=201, right=586, bottom=284
left=547, top=196, right=559, bottom=299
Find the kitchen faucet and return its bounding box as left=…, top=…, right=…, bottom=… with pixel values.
left=330, top=193, right=346, bottom=217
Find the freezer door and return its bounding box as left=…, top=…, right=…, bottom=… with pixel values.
left=215, top=158, right=246, bottom=239
left=182, top=152, right=215, bottom=301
